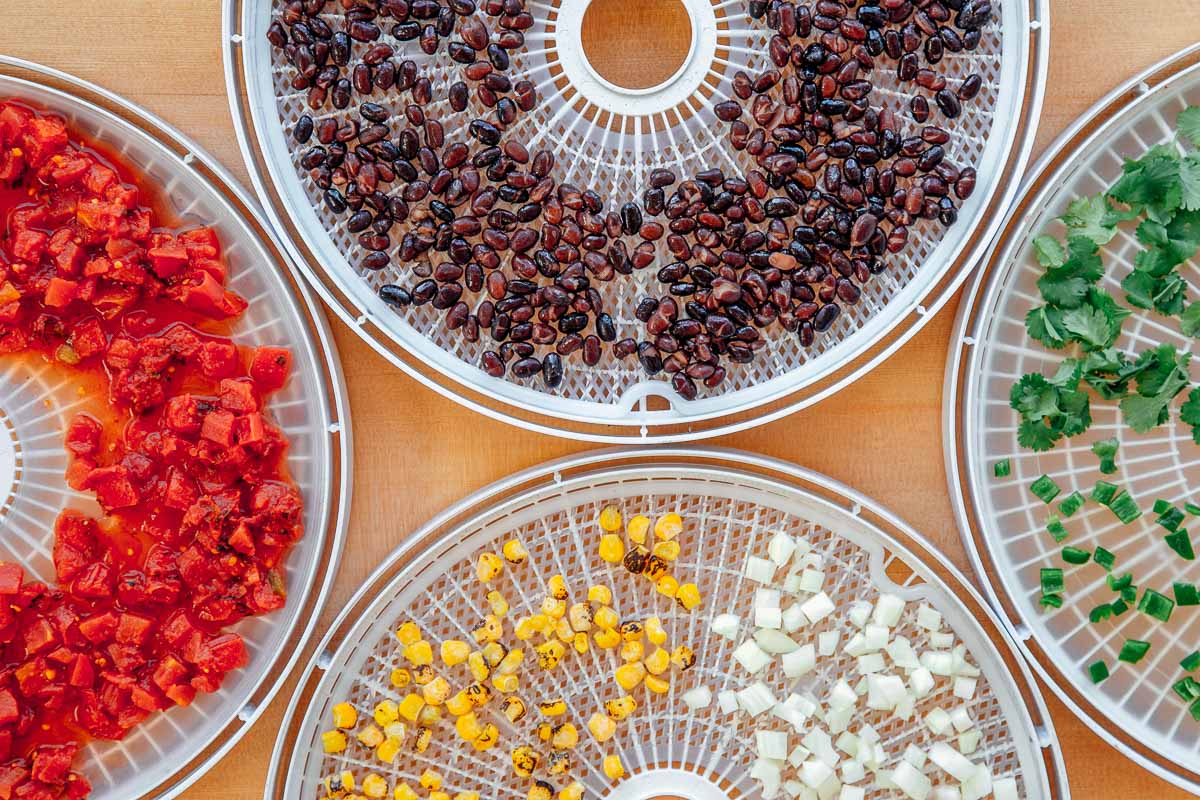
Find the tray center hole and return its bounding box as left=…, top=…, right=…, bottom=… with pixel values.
left=0, top=409, right=19, bottom=517
left=581, top=0, right=693, bottom=91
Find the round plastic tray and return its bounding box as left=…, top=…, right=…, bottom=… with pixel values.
left=222, top=0, right=1048, bottom=442
left=266, top=448, right=1067, bottom=799
left=945, top=43, right=1200, bottom=795
left=0, top=57, right=351, bottom=799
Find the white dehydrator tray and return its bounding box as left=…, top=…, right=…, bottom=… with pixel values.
left=266, top=448, right=1067, bottom=799
left=945, top=43, right=1200, bottom=794
left=0, top=57, right=351, bottom=800
left=223, top=0, right=1048, bottom=443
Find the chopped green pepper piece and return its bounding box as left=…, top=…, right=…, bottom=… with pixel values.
left=1040, top=568, right=1064, bottom=595
left=1165, top=529, right=1195, bottom=560
left=1087, top=660, right=1110, bottom=684
left=1092, top=480, right=1118, bottom=505
left=1107, top=573, right=1133, bottom=592
left=1186, top=502, right=1200, bottom=516
left=1089, top=604, right=1113, bottom=623
left=1138, top=588, right=1175, bottom=622
left=1157, top=506, right=1186, bottom=532
left=1173, top=677, right=1199, bottom=701
left=993, top=459, right=1011, bottom=478
left=1108, top=491, right=1142, bottom=524
left=1118, top=639, right=1151, bottom=664
left=1121, top=586, right=1138, bottom=603
left=1110, top=598, right=1130, bottom=616
left=1189, top=698, right=1200, bottom=722
left=1058, top=491, right=1085, bottom=517
left=1154, top=498, right=1172, bottom=515
left=1046, top=515, right=1068, bottom=543
left=1031, top=475, right=1061, bottom=504
left=1039, top=593, right=1063, bottom=609
left=1091, top=438, right=1119, bottom=474
left=1061, top=547, right=1091, bottom=565
left=1094, top=546, right=1116, bottom=571
left=1175, top=582, right=1200, bottom=606
left=1182, top=651, right=1200, bottom=672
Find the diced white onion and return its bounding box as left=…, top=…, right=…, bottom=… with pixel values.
left=757, top=729, right=790, bottom=760
left=799, top=759, right=834, bottom=789
left=738, top=682, right=777, bottom=717
left=949, top=706, right=973, bottom=733
left=745, top=555, right=777, bottom=583
left=757, top=627, right=800, bottom=654
left=958, top=729, right=981, bottom=755
left=872, top=594, right=905, bottom=627
left=827, top=680, right=858, bottom=711
left=903, top=744, right=926, bottom=769
left=800, top=591, right=836, bottom=623
left=909, top=667, right=936, bottom=698
left=992, top=777, right=1019, bottom=800
left=891, top=762, right=932, bottom=800
left=798, top=568, right=825, bottom=593
left=928, top=742, right=975, bottom=782
left=756, top=607, right=784, bottom=629
left=750, top=758, right=783, bottom=799
left=768, top=532, right=797, bottom=566
left=924, top=707, right=951, bottom=735
left=953, top=676, right=978, bottom=701
left=711, top=612, right=740, bottom=640
left=818, top=631, right=840, bottom=656
left=916, top=604, right=943, bottom=631
left=839, top=786, right=865, bottom=800
left=682, top=685, right=712, bottom=710
left=840, top=760, right=865, bottom=784
left=717, top=689, right=739, bottom=714
left=735, top=639, right=773, bottom=674
left=782, top=603, right=808, bottom=632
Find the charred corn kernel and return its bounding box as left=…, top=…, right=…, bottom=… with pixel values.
left=477, top=553, right=503, bottom=583
left=539, top=699, right=567, bottom=717
left=422, top=676, right=450, bottom=705
left=619, top=640, right=644, bottom=663
left=643, top=555, right=670, bottom=581
left=417, top=705, right=443, bottom=726
left=446, top=691, right=472, bottom=717
left=394, top=784, right=419, bottom=800
left=332, top=702, right=358, bottom=729
left=619, top=621, right=644, bottom=641
left=512, top=745, right=540, bottom=777
left=374, top=700, right=399, bottom=727
left=398, top=694, right=425, bottom=721
left=623, top=545, right=650, bottom=575
left=588, top=585, right=612, bottom=605
left=473, top=723, right=499, bottom=751
left=403, top=640, right=433, bottom=666
left=441, top=640, right=470, bottom=666
left=537, top=722, right=552, bottom=741
left=644, top=616, right=667, bottom=645
left=615, top=662, right=646, bottom=690
left=528, top=781, right=554, bottom=800
left=455, top=711, right=483, bottom=741
left=572, top=632, right=589, bottom=654
left=547, top=750, right=572, bottom=775
left=377, top=738, right=402, bottom=764
left=514, top=616, right=538, bottom=641
left=594, top=628, right=620, bottom=648
left=587, top=712, right=617, bottom=742
left=502, top=539, right=528, bottom=564
left=390, top=668, right=411, bottom=688
left=412, top=664, right=434, bottom=685
left=492, top=673, right=519, bottom=693
left=497, top=648, right=524, bottom=675
left=598, top=534, right=625, bottom=564
left=655, top=574, right=679, bottom=599
left=465, top=682, right=492, bottom=706
left=535, top=640, right=566, bottom=669
left=468, top=651, right=490, bottom=682
left=567, top=602, right=593, bottom=632
left=396, top=622, right=422, bottom=645
left=474, top=615, right=503, bottom=644
left=362, top=775, right=389, bottom=798
left=413, top=727, right=432, bottom=753
left=644, top=674, right=670, bottom=694
left=604, top=695, right=637, bottom=721
left=338, top=771, right=355, bottom=791
left=652, top=540, right=680, bottom=561
left=644, top=647, right=670, bottom=675
left=603, top=754, right=625, bottom=780
left=501, top=696, right=527, bottom=723
left=550, top=723, right=579, bottom=750
left=627, top=515, right=651, bottom=544
left=486, top=590, right=510, bottom=617
left=671, top=645, right=696, bottom=670
left=599, top=505, right=623, bottom=532
left=420, top=770, right=443, bottom=791
left=554, top=618, right=574, bottom=642
left=481, top=641, right=507, bottom=666
left=548, top=574, right=568, bottom=600
left=594, top=606, right=619, bottom=630
left=357, top=724, right=385, bottom=748
left=541, top=596, right=566, bottom=618
left=321, top=730, right=347, bottom=753
left=655, top=513, right=683, bottom=540
left=676, top=583, right=701, bottom=610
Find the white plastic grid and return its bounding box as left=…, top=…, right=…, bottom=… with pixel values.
left=282, top=460, right=1055, bottom=799
left=232, top=0, right=1040, bottom=436
left=952, top=52, right=1200, bottom=792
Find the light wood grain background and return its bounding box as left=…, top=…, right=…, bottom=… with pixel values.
left=3, top=1, right=1200, bottom=797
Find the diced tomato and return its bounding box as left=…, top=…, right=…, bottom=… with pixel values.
left=199, top=409, right=235, bottom=447
left=77, top=612, right=117, bottom=644
left=147, top=244, right=188, bottom=278
left=198, top=339, right=239, bottom=378
left=0, top=689, right=19, bottom=726
left=63, top=416, right=102, bottom=457
left=194, top=634, right=247, bottom=674
left=67, top=655, right=94, bottom=690
left=115, top=614, right=153, bottom=647
left=68, top=317, right=106, bottom=359
left=0, top=565, right=24, bottom=596
left=218, top=379, right=258, bottom=414
left=30, top=742, right=77, bottom=784
left=79, top=466, right=138, bottom=510
left=24, top=619, right=57, bottom=654
left=0, top=762, right=29, bottom=800
left=72, top=562, right=114, bottom=600
left=249, top=346, right=292, bottom=391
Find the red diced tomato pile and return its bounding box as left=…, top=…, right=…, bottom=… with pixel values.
left=0, top=99, right=304, bottom=798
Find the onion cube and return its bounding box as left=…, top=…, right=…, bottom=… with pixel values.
left=798, top=568, right=824, bottom=593
left=745, top=556, right=776, bottom=583
left=757, top=729, right=789, bottom=760
left=768, top=532, right=797, bottom=566
left=839, top=787, right=865, bottom=800
left=993, top=777, right=1019, bottom=800
left=756, top=628, right=799, bottom=654
left=924, top=707, right=952, bottom=735
left=682, top=685, right=712, bottom=710
left=711, top=613, right=741, bottom=640
left=799, top=759, right=834, bottom=789
left=872, top=594, right=905, bottom=627
left=950, top=706, right=974, bottom=733
left=782, top=644, right=817, bottom=678
left=734, top=640, right=773, bottom=674
left=800, top=591, right=836, bottom=624
left=953, top=677, right=978, bottom=701
left=818, top=631, right=840, bottom=656
left=892, top=761, right=932, bottom=800
left=781, top=603, right=808, bottom=632
left=718, top=689, right=740, bottom=714
left=756, top=607, right=783, bottom=629
left=916, top=604, right=943, bottom=631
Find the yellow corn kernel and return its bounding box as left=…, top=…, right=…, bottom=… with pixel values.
left=550, top=722, right=579, bottom=750
left=497, top=648, right=525, bottom=675
left=642, top=555, right=670, bottom=581
left=455, top=711, right=483, bottom=741
left=422, top=676, right=450, bottom=705
left=554, top=618, right=575, bottom=643
left=572, top=632, right=589, bottom=654
left=502, top=539, right=528, bottom=564
left=514, top=616, right=538, bottom=640
left=671, top=645, right=696, bottom=670
left=623, top=545, right=650, bottom=575
left=654, top=513, right=683, bottom=540
left=390, top=668, right=411, bottom=688
left=615, top=662, right=646, bottom=691
left=587, top=712, right=617, bottom=742
left=547, top=750, right=572, bottom=775
left=332, top=702, right=358, bottom=729
left=417, top=705, right=443, bottom=726
left=655, top=574, right=679, bottom=599
left=384, top=722, right=407, bottom=740
left=412, top=664, right=434, bottom=685
left=619, top=639, right=644, bottom=663
left=441, top=639, right=470, bottom=666
left=535, top=640, right=566, bottom=669
left=321, top=729, right=347, bottom=753
left=619, top=621, right=644, bottom=641
left=537, top=722, right=552, bottom=741
left=481, top=641, right=507, bottom=666
left=430, top=793, right=450, bottom=800
left=501, top=696, right=527, bottom=723
left=374, top=700, right=399, bottom=727
left=594, top=628, right=620, bottom=648
left=337, top=770, right=355, bottom=791
left=644, top=647, right=670, bottom=675
left=492, top=673, right=519, bottom=693
left=465, top=681, right=492, bottom=706
left=676, top=582, right=701, bottom=610
left=446, top=690, right=472, bottom=717
left=394, top=784, right=419, bottom=800
left=598, top=534, right=625, bottom=564
left=539, top=699, right=567, bottom=717
left=541, top=596, right=566, bottom=619
left=468, top=651, right=490, bottom=682
left=398, top=694, right=425, bottom=722
left=487, top=590, right=510, bottom=617
left=644, top=616, right=667, bottom=645
left=548, top=574, right=568, bottom=600
left=357, top=724, right=385, bottom=748
left=377, top=737, right=402, bottom=764
left=473, top=723, right=499, bottom=751
left=644, top=674, right=670, bottom=694
left=455, top=794, right=481, bottom=800
left=587, top=584, right=612, bottom=605
left=604, top=695, right=637, bottom=721
left=477, top=553, right=503, bottom=583
left=652, top=540, right=681, bottom=561
left=599, top=505, right=623, bottom=532
left=594, top=606, right=619, bottom=630
left=396, top=622, right=422, bottom=645
left=603, top=753, right=625, bottom=780
left=512, top=745, right=540, bottom=777
left=528, top=781, right=554, bottom=800
left=413, top=727, right=432, bottom=753
left=567, top=602, right=593, bottom=632
left=362, top=774, right=389, bottom=798
left=403, top=640, right=433, bottom=666
left=420, top=770, right=443, bottom=791
left=627, top=515, right=650, bottom=544
left=473, top=615, right=503, bottom=644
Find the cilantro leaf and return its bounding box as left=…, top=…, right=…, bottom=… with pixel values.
left=1179, top=106, right=1200, bottom=149
left=1181, top=386, right=1200, bottom=444
left=1037, top=236, right=1104, bottom=308
left=1032, top=235, right=1066, bottom=267
left=1182, top=153, right=1200, bottom=212
left=1180, top=302, right=1200, bottom=337
left=1062, top=304, right=1120, bottom=350
left=1060, top=194, right=1119, bottom=246
left=1025, top=305, right=1066, bottom=349
left=1009, top=369, right=1092, bottom=450
left=1118, top=345, right=1191, bottom=432
left=1108, top=147, right=1183, bottom=223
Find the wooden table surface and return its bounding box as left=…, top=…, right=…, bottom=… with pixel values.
left=3, top=1, right=1200, bottom=797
